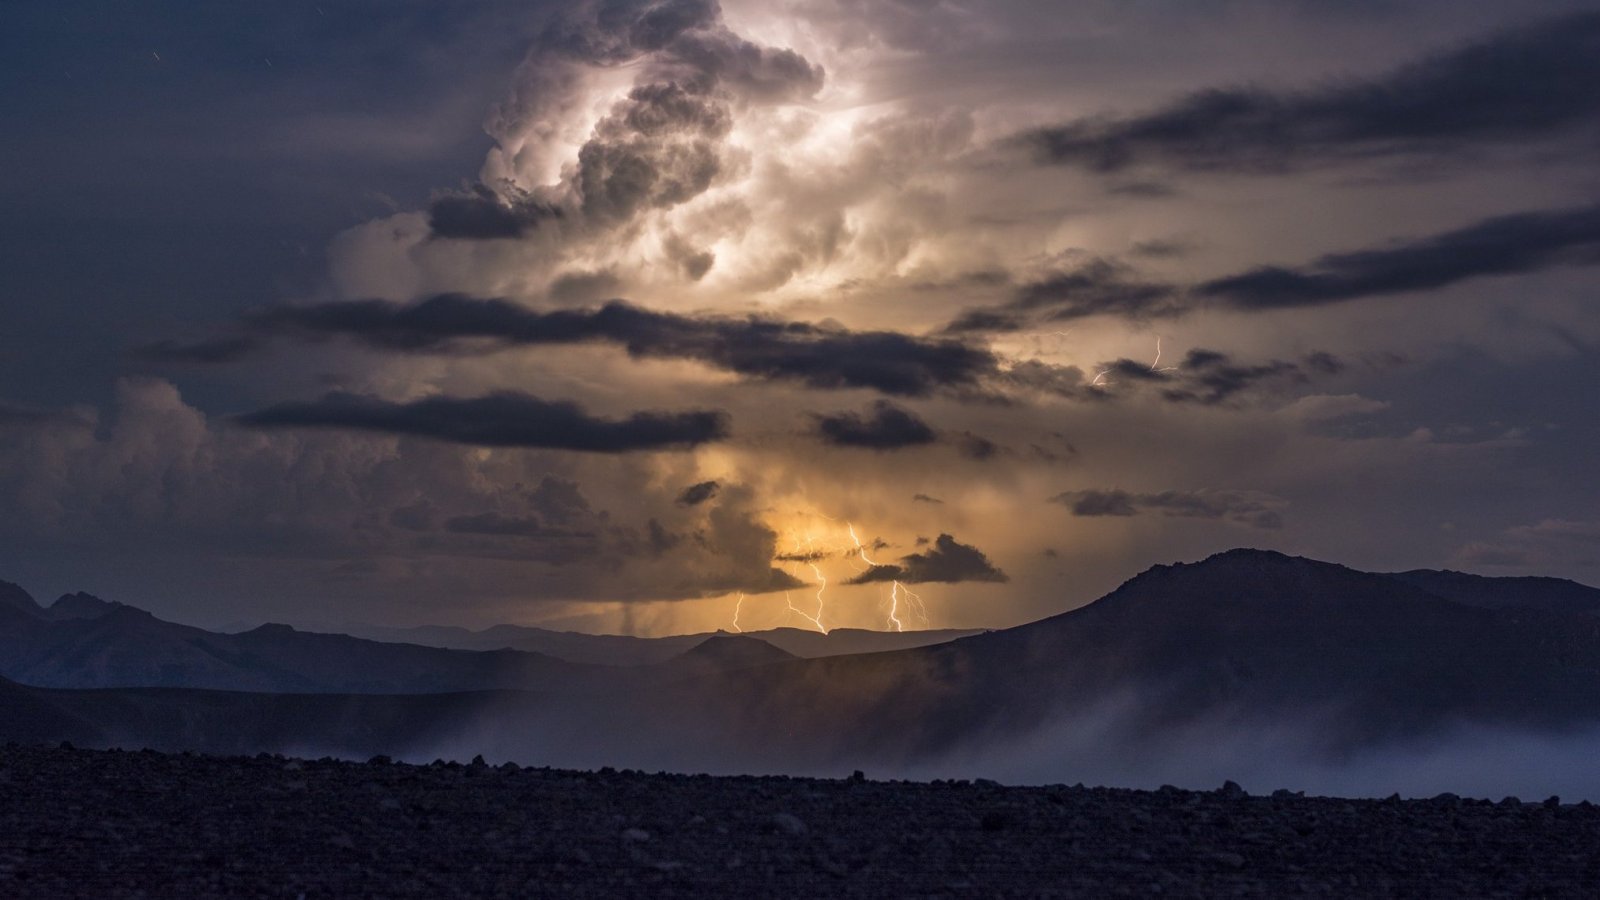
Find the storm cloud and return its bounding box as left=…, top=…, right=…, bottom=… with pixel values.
left=848, top=534, right=1009, bottom=585
left=1052, top=489, right=1287, bottom=529
left=444, top=512, right=555, bottom=537
left=236, top=390, right=729, bottom=452
left=251, top=295, right=999, bottom=396
left=675, top=480, right=720, bottom=506
left=1198, top=204, right=1600, bottom=310
left=811, top=401, right=938, bottom=450
left=429, top=0, right=822, bottom=240
left=943, top=259, right=1182, bottom=332
left=1016, top=12, right=1600, bottom=175
left=1006, top=349, right=1341, bottom=406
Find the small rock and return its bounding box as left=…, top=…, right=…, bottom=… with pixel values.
left=769, top=813, right=807, bottom=836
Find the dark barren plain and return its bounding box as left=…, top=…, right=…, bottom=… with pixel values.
left=5, top=744, right=1600, bottom=899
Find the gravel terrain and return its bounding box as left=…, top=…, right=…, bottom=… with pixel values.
left=1, top=744, right=1597, bottom=898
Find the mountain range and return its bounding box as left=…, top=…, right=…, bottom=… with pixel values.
left=2, top=550, right=1598, bottom=777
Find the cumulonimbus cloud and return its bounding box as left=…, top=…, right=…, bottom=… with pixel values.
left=430, top=0, right=824, bottom=241
left=235, top=390, right=729, bottom=452
left=1013, top=12, right=1600, bottom=175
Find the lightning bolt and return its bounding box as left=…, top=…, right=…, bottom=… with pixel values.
left=849, top=522, right=929, bottom=632
left=847, top=522, right=879, bottom=566
left=784, top=591, right=825, bottom=632
left=886, top=581, right=929, bottom=632
left=1151, top=336, right=1178, bottom=373
left=731, top=592, right=745, bottom=632
left=808, top=562, right=829, bottom=633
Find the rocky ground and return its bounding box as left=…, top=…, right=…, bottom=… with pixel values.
left=1, top=744, right=1597, bottom=898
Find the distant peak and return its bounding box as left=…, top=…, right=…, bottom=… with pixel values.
left=674, top=634, right=798, bottom=667
left=0, top=580, right=41, bottom=616
left=1196, top=547, right=1305, bottom=566
left=1097, top=546, right=1429, bottom=611
left=49, top=592, right=124, bottom=620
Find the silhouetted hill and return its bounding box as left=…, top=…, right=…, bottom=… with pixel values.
left=656, top=634, right=798, bottom=680
left=330, top=621, right=983, bottom=665
left=47, top=592, right=123, bottom=620
left=0, top=581, right=42, bottom=620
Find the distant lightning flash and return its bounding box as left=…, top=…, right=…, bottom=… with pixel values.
left=731, top=592, right=745, bottom=633
left=847, top=522, right=879, bottom=567
left=1151, top=336, right=1178, bottom=373
left=785, top=591, right=825, bottom=632
left=770, top=529, right=827, bottom=633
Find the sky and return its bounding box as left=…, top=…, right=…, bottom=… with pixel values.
left=2, top=0, right=1597, bottom=635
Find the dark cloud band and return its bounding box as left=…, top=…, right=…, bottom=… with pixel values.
left=811, top=401, right=938, bottom=450
left=1051, top=488, right=1285, bottom=529
left=1198, top=204, right=1600, bottom=310
left=252, top=295, right=998, bottom=396
left=1015, top=12, right=1600, bottom=175
left=236, top=390, right=729, bottom=452
left=948, top=204, right=1600, bottom=327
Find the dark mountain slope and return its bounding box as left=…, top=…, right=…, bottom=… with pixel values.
left=0, top=604, right=603, bottom=695
left=1388, top=568, right=1600, bottom=616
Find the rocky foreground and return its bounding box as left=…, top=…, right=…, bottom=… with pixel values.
left=1, top=745, right=1597, bottom=898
